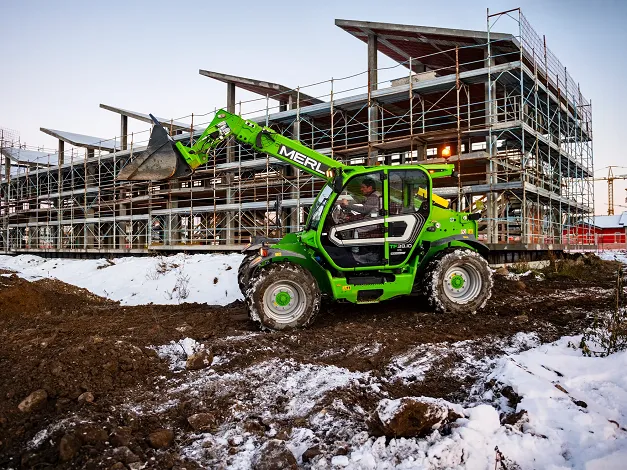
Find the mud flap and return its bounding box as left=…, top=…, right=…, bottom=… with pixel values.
left=117, top=116, right=193, bottom=181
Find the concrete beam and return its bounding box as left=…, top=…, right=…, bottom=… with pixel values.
left=335, top=18, right=513, bottom=43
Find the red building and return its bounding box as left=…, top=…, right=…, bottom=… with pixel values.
left=565, top=212, right=627, bottom=249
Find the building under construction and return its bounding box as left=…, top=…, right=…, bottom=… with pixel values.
left=0, top=9, right=594, bottom=261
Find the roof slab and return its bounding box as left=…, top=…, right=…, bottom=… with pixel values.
left=200, top=70, right=323, bottom=107
left=99, top=104, right=191, bottom=131
left=1, top=147, right=57, bottom=165
left=335, top=19, right=516, bottom=72
left=40, top=128, right=119, bottom=151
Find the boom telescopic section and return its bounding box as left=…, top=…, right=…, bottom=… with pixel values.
left=117, top=110, right=344, bottom=182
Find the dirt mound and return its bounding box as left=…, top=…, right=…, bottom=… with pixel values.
left=0, top=274, right=111, bottom=316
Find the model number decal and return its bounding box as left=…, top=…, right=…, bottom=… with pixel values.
left=390, top=243, right=413, bottom=250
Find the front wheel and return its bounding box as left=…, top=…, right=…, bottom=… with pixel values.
left=247, top=263, right=321, bottom=331
left=423, top=249, right=493, bottom=314
left=238, top=253, right=257, bottom=294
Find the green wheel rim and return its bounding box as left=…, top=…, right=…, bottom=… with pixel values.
left=450, top=274, right=465, bottom=290
left=275, top=291, right=292, bottom=307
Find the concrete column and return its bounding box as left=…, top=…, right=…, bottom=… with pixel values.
left=58, top=140, right=65, bottom=165
left=485, top=48, right=498, bottom=244
left=2, top=155, right=10, bottom=252
left=117, top=183, right=129, bottom=249
left=57, top=140, right=64, bottom=249
left=368, top=34, right=379, bottom=166
left=225, top=81, right=237, bottom=244
left=85, top=164, right=96, bottom=249
left=121, top=115, right=128, bottom=151
left=166, top=181, right=180, bottom=245
left=3, top=155, right=9, bottom=183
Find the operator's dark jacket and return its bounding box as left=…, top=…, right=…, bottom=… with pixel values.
left=346, top=191, right=381, bottom=217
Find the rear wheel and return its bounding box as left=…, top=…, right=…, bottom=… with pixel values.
left=238, top=253, right=257, bottom=294
left=423, top=249, right=492, bottom=314
left=247, top=263, right=320, bottom=331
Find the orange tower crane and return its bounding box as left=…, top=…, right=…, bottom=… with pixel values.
left=594, top=166, right=627, bottom=215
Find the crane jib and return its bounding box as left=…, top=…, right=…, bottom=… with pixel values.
left=278, top=144, right=328, bottom=176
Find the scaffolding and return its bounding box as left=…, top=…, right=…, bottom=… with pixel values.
left=0, top=9, right=594, bottom=258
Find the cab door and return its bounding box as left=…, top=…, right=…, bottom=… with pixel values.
left=320, top=171, right=386, bottom=269
left=386, top=169, right=431, bottom=267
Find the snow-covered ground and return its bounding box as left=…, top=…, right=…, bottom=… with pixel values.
left=1, top=250, right=624, bottom=307
left=0, top=253, right=245, bottom=306
left=5, top=251, right=627, bottom=469
left=598, top=250, right=627, bottom=265
left=146, top=334, right=627, bottom=469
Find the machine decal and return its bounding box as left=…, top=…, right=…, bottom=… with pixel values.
left=278, top=144, right=328, bottom=175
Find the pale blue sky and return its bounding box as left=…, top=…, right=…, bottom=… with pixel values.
left=1, top=0, right=625, bottom=213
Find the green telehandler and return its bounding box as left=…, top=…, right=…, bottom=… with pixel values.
left=118, top=110, right=492, bottom=330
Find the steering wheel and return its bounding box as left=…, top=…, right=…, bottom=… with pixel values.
left=331, top=203, right=354, bottom=224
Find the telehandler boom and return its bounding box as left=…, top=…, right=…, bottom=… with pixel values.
left=118, top=110, right=492, bottom=330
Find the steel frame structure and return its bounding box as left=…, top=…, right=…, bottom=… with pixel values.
left=0, top=11, right=594, bottom=256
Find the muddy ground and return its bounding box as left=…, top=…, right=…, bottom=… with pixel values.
left=0, top=256, right=622, bottom=469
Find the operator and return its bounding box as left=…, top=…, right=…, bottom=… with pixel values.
left=339, top=177, right=381, bottom=218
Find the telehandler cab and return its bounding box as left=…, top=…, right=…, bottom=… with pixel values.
left=118, top=110, right=492, bottom=330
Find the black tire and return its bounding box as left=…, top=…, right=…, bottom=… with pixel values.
left=246, top=262, right=321, bottom=331
left=238, top=253, right=257, bottom=294
left=423, top=249, right=493, bottom=314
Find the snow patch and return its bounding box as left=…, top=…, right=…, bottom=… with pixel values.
left=152, top=337, right=204, bottom=371
left=0, top=253, right=245, bottom=306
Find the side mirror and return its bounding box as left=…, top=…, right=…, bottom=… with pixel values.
left=333, top=175, right=343, bottom=193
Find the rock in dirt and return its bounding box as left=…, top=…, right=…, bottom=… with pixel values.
left=500, top=385, right=522, bottom=407
left=186, top=349, right=214, bottom=370
left=55, top=397, right=72, bottom=412
left=78, top=391, right=95, bottom=403
left=502, top=409, right=528, bottom=426
left=18, top=389, right=48, bottom=413
left=110, top=446, right=140, bottom=464
left=109, top=427, right=133, bottom=447
left=76, top=423, right=108, bottom=445
left=148, top=429, right=174, bottom=449
left=376, top=397, right=463, bottom=438
left=59, top=433, right=82, bottom=462
left=252, top=439, right=298, bottom=470
left=302, top=446, right=322, bottom=463
left=188, top=412, right=218, bottom=431
left=495, top=267, right=509, bottom=276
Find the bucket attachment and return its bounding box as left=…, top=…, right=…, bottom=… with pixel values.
left=117, top=115, right=193, bottom=181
